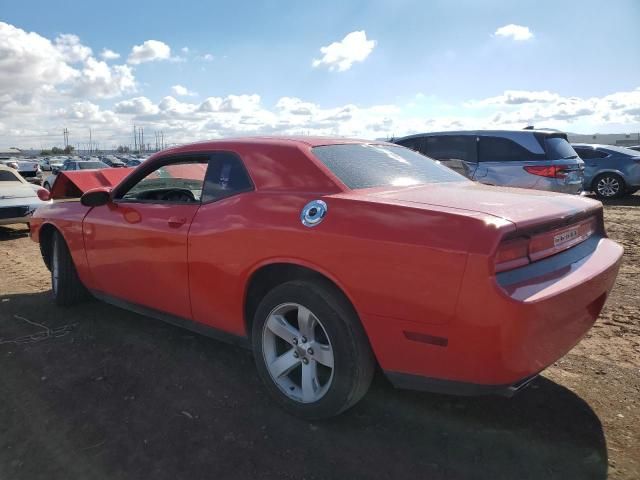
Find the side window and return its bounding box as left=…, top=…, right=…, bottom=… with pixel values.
left=424, top=135, right=478, bottom=163
left=574, top=148, right=608, bottom=160
left=478, top=136, right=539, bottom=162
left=201, top=152, right=253, bottom=203
left=120, top=157, right=208, bottom=203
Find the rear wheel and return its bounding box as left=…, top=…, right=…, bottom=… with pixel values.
left=252, top=280, right=375, bottom=419
left=51, top=231, right=87, bottom=306
left=593, top=173, right=625, bottom=199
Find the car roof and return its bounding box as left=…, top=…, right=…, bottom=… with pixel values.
left=394, top=129, right=564, bottom=142
left=157, top=136, right=393, bottom=155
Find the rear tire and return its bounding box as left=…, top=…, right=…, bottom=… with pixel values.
left=51, top=231, right=87, bottom=306
left=252, top=280, right=375, bottom=419
left=593, top=173, right=625, bottom=199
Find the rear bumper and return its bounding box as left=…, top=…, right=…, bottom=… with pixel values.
left=366, top=236, right=623, bottom=391
left=386, top=371, right=539, bottom=397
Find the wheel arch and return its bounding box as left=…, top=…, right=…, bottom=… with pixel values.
left=243, top=260, right=362, bottom=340
left=38, top=222, right=62, bottom=270
left=590, top=170, right=627, bottom=190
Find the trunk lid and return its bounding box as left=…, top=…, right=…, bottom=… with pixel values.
left=362, top=181, right=601, bottom=229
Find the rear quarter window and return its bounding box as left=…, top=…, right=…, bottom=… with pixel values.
left=312, top=144, right=466, bottom=190
left=479, top=136, right=545, bottom=162
left=424, top=135, right=478, bottom=163
left=575, top=148, right=608, bottom=160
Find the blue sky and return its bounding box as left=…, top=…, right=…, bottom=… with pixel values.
left=1, top=0, right=639, bottom=148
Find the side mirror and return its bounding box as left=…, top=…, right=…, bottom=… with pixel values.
left=81, top=187, right=112, bottom=207
left=36, top=188, right=51, bottom=201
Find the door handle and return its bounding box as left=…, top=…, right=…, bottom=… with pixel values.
left=168, top=216, right=187, bottom=228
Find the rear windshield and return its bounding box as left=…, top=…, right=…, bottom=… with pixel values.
left=544, top=137, right=578, bottom=160
left=78, top=161, right=108, bottom=170
left=0, top=170, right=20, bottom=181
left=312, top=144, right=465, bottom=190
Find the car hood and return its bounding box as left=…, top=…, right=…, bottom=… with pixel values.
left=0, top=182, right=38, bottom=200
left=359, top=181, right=601, bottom=229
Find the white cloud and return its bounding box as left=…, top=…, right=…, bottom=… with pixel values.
left=200, top=53, right=214, bottom=62
left=127, top=40, right=171, bottom=64
left=100, top=48, right=120, bottom=60
left=114, top=96, right=159, bottom=115
left=171, top=84, right=197, bottom=97
left=55, top=33, right=92, bottom=63
left=0, top=22, right=78, bottom=96
left=312, top=30, right=376, bottom=72
left=493, top=24, right=533, bottom=41
left=467, top=90, right=560, bottom=106
left=72, top=58, right=136, bottom=98
left=181, top=47, right=189, bottom=54
left=58, top=101, right=119, bottom=124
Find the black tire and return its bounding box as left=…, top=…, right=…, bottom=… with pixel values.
left=252, top=279, right=375, bottom=419
left=43, top=182, right=51, bottom=191
left=51, top=231, right=87, bottom=306
left=593, top=173, right=625, bottom=199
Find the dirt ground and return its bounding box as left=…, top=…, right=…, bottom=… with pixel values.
left=0, top=196, right=638, bottom=480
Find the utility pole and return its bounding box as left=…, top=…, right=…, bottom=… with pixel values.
left=63, top=128, right=69, bottom=148
left=133, top=124, right=137, bottom=152
left=161, top=131, right=164, bottom=150
left=89, top=128, right=92, bottom=154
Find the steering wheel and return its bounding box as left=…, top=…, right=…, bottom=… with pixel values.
left=160, top=189, right=196, bottom=202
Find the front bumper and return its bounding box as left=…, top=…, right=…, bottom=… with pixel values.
left=366, top=236, right=623, bottom=393
left=0, top=204, right=40, bottom=225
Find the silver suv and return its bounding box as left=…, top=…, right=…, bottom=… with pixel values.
left=394, top=129, right=584, bottom=194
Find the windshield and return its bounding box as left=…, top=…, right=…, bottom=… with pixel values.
left=312, top=144, right=466, bottom=190
left=545, top=137, right=578, bottom=159
left=78, top=161, right=108, bottom=170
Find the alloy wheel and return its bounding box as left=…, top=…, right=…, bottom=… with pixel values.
left=597, top=176, right=621, bottom=197
left=262, top=303, right=334, bottom=403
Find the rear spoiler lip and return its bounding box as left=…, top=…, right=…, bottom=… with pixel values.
left=50, top=168, right=133, bottom=200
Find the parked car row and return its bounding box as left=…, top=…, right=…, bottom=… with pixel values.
left=393, top=129, right=584, bottom=195
left=0, top=165, right=48, bottom=225
left=0, top=157, right=41, bottom=184
left=572, top=144, right=640, bottom=199
left=393, top=128, right=640, bottom=199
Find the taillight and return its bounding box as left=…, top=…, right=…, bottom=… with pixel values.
left=495, top=217, right=597, bottom=273
left=523, top=165, right=571, bottom=179
left=495, top=237, right=530, bottom=273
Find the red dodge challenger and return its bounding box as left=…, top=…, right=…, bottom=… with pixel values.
left=30, top=137, right=623, bottom=418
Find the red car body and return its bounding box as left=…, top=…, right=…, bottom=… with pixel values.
left=30, top=137, right=623, bottom=396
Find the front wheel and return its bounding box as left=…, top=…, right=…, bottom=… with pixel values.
left=252, top=280, right=375, bottom=419
left=593, top=173, right=625, bottom=199
left=51, top=231, right=87, bottom=306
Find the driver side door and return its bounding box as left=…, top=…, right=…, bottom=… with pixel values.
left=83, top=155, right=209, bottom=319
